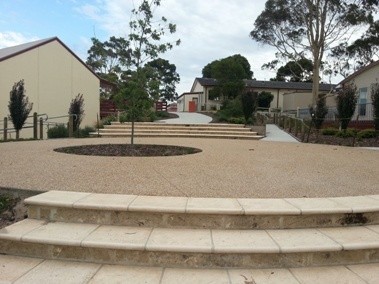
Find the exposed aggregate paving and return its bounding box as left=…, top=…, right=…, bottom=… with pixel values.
left=0, top=137, right=378, bottom=198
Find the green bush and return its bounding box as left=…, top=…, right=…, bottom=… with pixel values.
left=155, top=111, right=170, bottom=119
left=228, top=117, right=246, bottom=124
left=48, top=124, right=68, bottom=139
left=216, top=98, right=244, bottom=122
left=335, top=128, right=357, bottom=138
left=102, top=115, right=117, bottom=125
left=357, top=129, right=377, bottom=139
left=77, top=126, right=95, bottom=138
left=321, top=127, right=339, bottom=136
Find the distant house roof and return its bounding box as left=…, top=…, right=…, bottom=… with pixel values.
left=339, top=60, right=379, bottom=85
left=0, top=37, right=99, bottom=79
left=193, top=77, right=335, bottom=92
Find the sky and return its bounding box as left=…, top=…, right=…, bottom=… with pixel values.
left=0, top=0, right=337, bottom=95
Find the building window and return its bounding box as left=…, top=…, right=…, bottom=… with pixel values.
left=359, top=87, right=367, bottom=116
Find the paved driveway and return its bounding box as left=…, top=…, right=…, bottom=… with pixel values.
left=160, top=112, right=212, bottom=124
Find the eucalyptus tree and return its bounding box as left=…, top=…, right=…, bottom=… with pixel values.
left=251, top=0, right=377, bottom=105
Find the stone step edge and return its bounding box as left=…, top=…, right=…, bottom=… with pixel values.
left=100, top=129, right=257, bottom=134
left=25, top=191, right=379, bottom=216
left=105, top=126, right=254, bottom=131
left=2, top=219, right=379, bottom=255
left=1, top=254, right=379, bottom=283
left=111, top=122, right=246, bottom=127
left=89, top=133, right=263, bottom=140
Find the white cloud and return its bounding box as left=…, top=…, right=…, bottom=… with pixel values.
left=0, top=32, right=39, bottom=49
left=75, top=0, right=281, bottom=94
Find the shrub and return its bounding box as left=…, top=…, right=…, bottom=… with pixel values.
left=48, top=124, right=68, bottom=139
left=77, top=126, right=95, bottom=138
left=310, top=94, right=328, bottom=130
left=102, top=115, right=117, bottom=125
left=336, top=83, right=358, bottom=130
left=335, top=128, right=357, bottom=138
left=241, top=92, right=257, bottom=124
left=357, top=129, right=377, bottom=139
left=155, top=111, right=170, bottom=119
left=257, top=91, right=274, bottom=108
left=228, top=117, right=246, bottom=124
left=216, top=98, right=244, bottom=122
left=371, top=83, right=379, bottom=131
left=8, top=79, right=33, bottom=139
left=321, top=127, right=339, bottom=136
left=69, top=94, right=85, bottom=132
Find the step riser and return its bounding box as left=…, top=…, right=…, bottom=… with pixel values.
left=28, top=206, right=379, bottom=230
left=100, top=130, right=257, bottom=135
left=105, top=127, right=253, bottom=132
left=111, top=122, right=245, bottom=128
left=91, top=134, right=262, bottom=140
left=2, top=240, right=379, bottom=269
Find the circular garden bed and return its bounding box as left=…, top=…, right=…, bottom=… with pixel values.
left=54, top=144, right=202, bottom=157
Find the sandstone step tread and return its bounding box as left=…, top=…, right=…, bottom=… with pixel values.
left=91, top=132, right=263, bottom=140
left=25, top=191, right=379, bottom=215
left=99, top=129, right=257, bottom=135
left=2, top=219, right=379, bottom=254
left=1, top=254, right=379, bottom=283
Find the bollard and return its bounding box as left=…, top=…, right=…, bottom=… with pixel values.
left=39, top=117, right=43, bottom=140
left=68, top=116, right=74, bottom=138
left=3, top=117, right=7, bottom=141
left=33, top=112, right=38, bottom=139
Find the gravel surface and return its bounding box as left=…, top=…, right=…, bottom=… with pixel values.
left=0, top=138, right=378, bottom=198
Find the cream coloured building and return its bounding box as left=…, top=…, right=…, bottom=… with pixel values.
left=338, top=60, right=379, bottom=121
left=0, top=37, right=100, bottom=139
left=182, top=77, right=335, bottom=112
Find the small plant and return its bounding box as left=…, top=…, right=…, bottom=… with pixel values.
left=77, top=126, right=95, bottom=138
left=321, top=127, right=339, bottom=136
left=309, top=94, right=328, bottom=130
left=371, top=83, right=379, bottom=131
left=335, top=128, right=357, bottom=138
left=357, top=129, right=377, bottom=139
left=101, top=115, right=118, bottom=125
left=228, top=117, right=246, bottom=124
left=48, top=124, right=68, bottom=139
left=257, top=91, right=274, bottom=108
left=8, top=80, right=33, bottom=139
left=336, top=83, right=358, bottom=130
left=241, top=91, right=257, bottom=125
left=69, top=94, right=85, bottom=132
left=0, top=194, right=12, bottom=213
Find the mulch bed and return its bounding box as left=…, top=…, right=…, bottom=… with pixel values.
left=54, top=144, right=202, bottom=157
left=0, top=195, right=27, bottom=229
left=287, top=129, right=379, bottom=147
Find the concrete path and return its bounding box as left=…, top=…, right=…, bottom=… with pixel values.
left=2, top=255, right=379, bottom=283
left=160, top=112, right=212, bottom=124
left=262, top=124, right=299, bottom=143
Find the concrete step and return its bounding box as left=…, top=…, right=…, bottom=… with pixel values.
left=111, top=122, right=246, bottom=128
left=2, top=219, right=379, bottom=268
left=2, top=254, right=379, bottom=283
left=90, top=132, right=263, bottom=140
left=106, top=124, right=253, bottom=132
left=93, top=122, right=263, bottom=140
left=25, top=191, right=379, bottom=230
left=102, top=127, right=255, bottom=134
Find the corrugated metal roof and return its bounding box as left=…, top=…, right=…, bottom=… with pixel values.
left=0, top=37, right=56, bottom=62
left=0, top=37, right=99, bottom=80
left=194, top=77, right=336, bottom=91
left=339, top=60, right=379, bottom=85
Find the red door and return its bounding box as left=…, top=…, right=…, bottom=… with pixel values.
left=189, top=101, right=197, bottom=112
